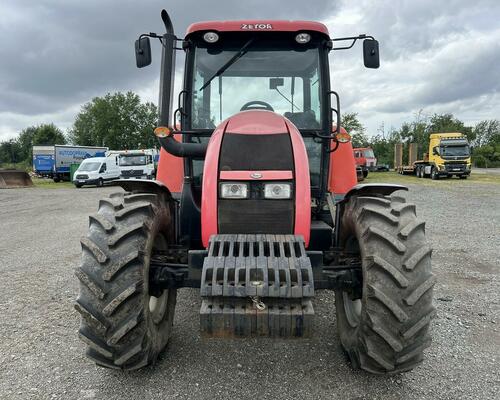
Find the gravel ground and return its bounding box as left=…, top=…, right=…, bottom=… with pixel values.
left=472, top=168, right=500, bottom=175
left=0, top=181, right=498, bottom=400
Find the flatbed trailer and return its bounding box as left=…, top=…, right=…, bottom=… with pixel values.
left=395, top=133, right=472, bottom=180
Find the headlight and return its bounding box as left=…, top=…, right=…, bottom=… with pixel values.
left=295, top=33, right=311, bottom=44
left=220, top=182, right=248, bottom=199
left=264, top=183, right=292, bottom=199
left=203, top=32, right=219, bottom=43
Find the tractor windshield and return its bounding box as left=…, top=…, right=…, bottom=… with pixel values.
left=191, top=39, right=323, bottom=130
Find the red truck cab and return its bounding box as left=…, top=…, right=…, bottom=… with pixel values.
left=353, top=147, right=377, bottom=178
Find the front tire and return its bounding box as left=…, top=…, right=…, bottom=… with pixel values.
left=75, top=191, right=177, bottom=370
left=335, top=194, right=435, bottom=374
left=431, top=168, right=439, bottom=180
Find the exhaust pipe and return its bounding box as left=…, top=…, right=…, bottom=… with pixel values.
left=158, top=135, right=207, bottom=158
left=157, top=10, right=207, bottom=159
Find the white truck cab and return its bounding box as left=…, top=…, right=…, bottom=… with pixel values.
left=73, top=156, right=121, bottom=188
left=116, top=149, right=158, bottom=179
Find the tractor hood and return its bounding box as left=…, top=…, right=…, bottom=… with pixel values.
left=224, top=110, right=289, bottom=135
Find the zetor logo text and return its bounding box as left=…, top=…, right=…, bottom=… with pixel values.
left=241, top=23, right=273, bottom=30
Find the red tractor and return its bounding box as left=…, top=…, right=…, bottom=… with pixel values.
left=75, top=10, right=434, bottom=374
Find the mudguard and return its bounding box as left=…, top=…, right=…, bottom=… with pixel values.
left=113, top=179, right=174, bottom=198
left=339, top=183, right=407, bottom=203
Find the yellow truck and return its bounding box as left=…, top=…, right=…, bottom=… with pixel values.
left=397, top=133, right=472, bottom=179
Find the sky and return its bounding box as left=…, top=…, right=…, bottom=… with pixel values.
left=0, top=0, right=499, bottom=141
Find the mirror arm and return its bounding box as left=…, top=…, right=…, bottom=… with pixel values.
left=331, top=34, right=375, bottom=51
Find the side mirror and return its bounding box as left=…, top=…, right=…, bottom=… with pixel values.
left=135, top=37, right=152, bottom=68
left=432, top=146, right=438, bottom=155
left=269, top=77, right=284, bottom=89
left=363, top=39, right=380, bottom=69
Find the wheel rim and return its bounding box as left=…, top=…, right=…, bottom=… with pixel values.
left=343, top=292, right=362, bottom=328
left=149, top=291, right=169, bottom=324
left=148, top=231, right=169, bottom=325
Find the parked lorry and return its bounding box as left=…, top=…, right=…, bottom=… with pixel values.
left=353, top=147, right=389, bottom=178
left=53, top=145, right=108, bottom=182
left=108, top=149, right=159, bottom=179
left=75, top=9, right=434, bottom=375
left=396, top=133, right=471, bottom=179
left=32, top=146, right=55, bottom=177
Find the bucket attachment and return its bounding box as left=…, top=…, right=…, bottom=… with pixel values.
left=0, top=169, right=34, bottom=189
left=200, top=234, right=315, bottom=338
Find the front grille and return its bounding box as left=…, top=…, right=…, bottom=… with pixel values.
left=121, top=169, right=144, bottom=176
left=445, top=163, right=466, bottom=171
left=217, top=132, right=295, bottom=235
left=219, top=133, right=293, bottom=171
left=75, top=174, right=88, bottom=179
left=218, top=199, right=294, bottom=234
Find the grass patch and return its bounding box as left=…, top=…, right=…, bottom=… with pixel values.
left=32, top=177, right=74, bottom=189
left=364, top=171, right=500, bottom=185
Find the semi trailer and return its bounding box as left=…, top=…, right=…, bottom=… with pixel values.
left=53, top=145, right=108, bottom=182
left=396, top=133, right=471, bottom=179
left=32, top=145, right=55, bottom=177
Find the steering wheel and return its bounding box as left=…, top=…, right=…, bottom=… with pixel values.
left=240, top=101, right=274, bottom=111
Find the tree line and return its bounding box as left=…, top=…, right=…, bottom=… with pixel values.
left=1, top=91, right=499, bottom=168
left=343, top=112, right=500, bottom=168
left=0, top=92, right=158, bottom=168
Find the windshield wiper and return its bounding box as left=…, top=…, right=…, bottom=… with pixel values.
left=199, top=38, right=255, bottom=91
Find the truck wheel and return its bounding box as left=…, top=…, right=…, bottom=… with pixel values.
left=363, top=170, right=368, bottom=178
left=53, top=176, right=60, bottom=183
left=75, top=191, right=177, bottom=370
left=96, top=178, right=104, bottom=187
left=430, top=168, right=439, bottom=180
left=75, top=183, right=83, bottom=189
left=459, top=175, right=467, bottom=179
left=335, top=194, right=435, bottom=374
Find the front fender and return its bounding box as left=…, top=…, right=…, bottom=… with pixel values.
left=112, top=179, right=174, bottom=198
left=339, top=183, right=407, bottom=204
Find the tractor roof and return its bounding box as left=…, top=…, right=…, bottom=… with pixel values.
left=186, top=20, right=329, bottom=38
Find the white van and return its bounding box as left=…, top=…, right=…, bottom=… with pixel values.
left=73, top=156, right=121, bottom=188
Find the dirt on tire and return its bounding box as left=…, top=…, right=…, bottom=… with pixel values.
left=335, top=194, right=435, bottom=374
left=75, top=191, right=177, bottom=370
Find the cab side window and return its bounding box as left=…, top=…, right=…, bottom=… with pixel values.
left=99, top=163, right=107, bottom=173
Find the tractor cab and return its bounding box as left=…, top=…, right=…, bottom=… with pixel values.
left=75, top=9, right=434, bottom=375
left=185, top=24, right=328, bottom=191
left=135, top=15, right=380, bottom=248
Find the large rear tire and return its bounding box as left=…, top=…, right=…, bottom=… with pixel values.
left=335, top=194, right=435, bottom=374
left=75, top=191, right=177, bottom=370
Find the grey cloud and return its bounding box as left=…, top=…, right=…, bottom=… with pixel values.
left=327, top=0, right=500, bottom=134
left=0, top=0, right=336, bottom=117
left=1, top=0, right=499, bottom=140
